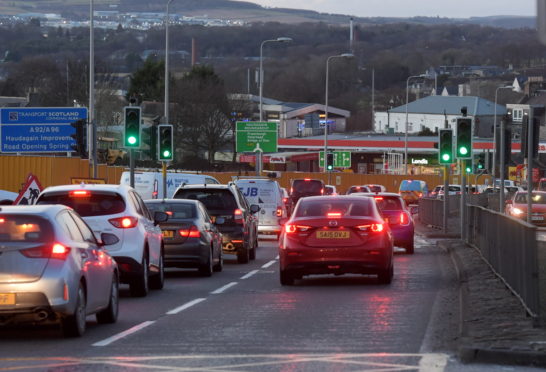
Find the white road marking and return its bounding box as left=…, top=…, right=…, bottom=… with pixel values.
left=261, top=260, right=276, bottom=268
left=418, top=353, right=448, bottom=372
left=275, top=255, right=279, bottom=259
left=211, top=282, right=238, bottom=294
left=92, top=321, right=155, bottom=347
left=166, top=298, right=206, bottom=315
left=240, top=270, right=259, bottom=280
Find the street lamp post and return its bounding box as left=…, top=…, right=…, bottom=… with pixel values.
left=89, top=0, right=97, bottom=177
left=259, top=37, right=292, bottom=121
left=257, top=37, right=291, bottom=176
left=164, top=0, right=174, bottom=127
left=404, top=74, right=427, bottom=175
left=324, top=53, right=353, bottom=181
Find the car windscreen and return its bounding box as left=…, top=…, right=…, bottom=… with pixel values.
left=515, top=193, right=546, bottom=204
left=347, top=186, right=369, bottom=194
left=292, top=180, right=323, bottom=196
left=295, top=199, right=373, bottom=217
left=0, top=215, right=53, bottom=242
left=373, top=196, right=403, bottom=211
left=145, top=202, right=196, bottom=220
left=368, top=185, right=383, bottom=193
left=174, top=189, right=238, bottom=213
left=36, top=192, right=126, bottom=217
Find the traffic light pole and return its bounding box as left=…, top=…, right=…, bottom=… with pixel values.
left=130, top=148, right=135, bottom=188
left=527, top=110, right=534, bottom=224
left=460, top=160, right=467, bottom=241
left=162, top=162, right=167, bottom=198
left=443, top=165, right=449, bottom=235
left=499, top=115, right=506, bottom=212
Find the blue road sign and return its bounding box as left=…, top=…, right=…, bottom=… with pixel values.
left=0, top=108, right=88, bottom=153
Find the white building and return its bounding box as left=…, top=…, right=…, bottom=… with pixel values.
left=374, top=95, right=506, bottom=138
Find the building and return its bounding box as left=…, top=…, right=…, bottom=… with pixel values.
left=374, top=95, right=506, bottom=138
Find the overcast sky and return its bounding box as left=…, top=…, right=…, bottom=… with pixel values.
left=234, top=0, right=536, bottom=18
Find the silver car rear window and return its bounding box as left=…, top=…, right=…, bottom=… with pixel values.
left=37, top=192, right=126, bottom=217
left=0, top=215, right=52, bottom=242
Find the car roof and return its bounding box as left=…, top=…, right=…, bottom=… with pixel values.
left=176, top=184, right=232, bottom=190
left=144, top=198, right=200, bottom=205
left=0, top=204, right=69, bottom=217
left=349, top=192, right=402, bottom=198
left=41, top=184, right=133, bottom=194
left=297, top=195, right=374, bottom=203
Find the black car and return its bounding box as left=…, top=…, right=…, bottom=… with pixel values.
left=173, top=183, right=259, bottom=264
left=144, top=199, right=223, bottom=276
left=289, top=179, right=325, bottom=208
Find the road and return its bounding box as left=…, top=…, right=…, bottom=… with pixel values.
left=0, top=235, right=543, bottom=371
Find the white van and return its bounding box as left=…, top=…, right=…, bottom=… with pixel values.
left=120, top=171, right=220, bottom=199
left=234, top=178, right=287, bottom=238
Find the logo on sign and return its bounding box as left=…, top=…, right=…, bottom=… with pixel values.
left=9, top=112, right=17, bottom=121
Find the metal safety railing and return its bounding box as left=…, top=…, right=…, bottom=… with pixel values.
left=466, top=205, right=540, bottom=320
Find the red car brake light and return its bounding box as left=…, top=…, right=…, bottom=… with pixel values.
left=285, top=224, right=311, bottom=233
left=356, top=223, right=385, bottom=233
left=109, top=216, right=138, bottom=229
left=69, top=190, right=90, bottom=197
left=400, top=212, right=410, bottom=226
left=179, top=225, right=200, bottom=238
left=234, top=209, right=244, bottom=224
left=276, top=207, right=283, bottom=217
left=20, top=243, right=71, bottom=260
left=327, top=212, right=342, bottom=218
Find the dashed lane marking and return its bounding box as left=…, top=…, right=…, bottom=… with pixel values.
left=166, top=298, right=206, bottom=315
left=261, top=260, right=277, bottom=269
left=92, top=321, right=155, bottom=347
left=210, top=281, right=238, bottom=294
left=240, top=270, right=259, bottom=280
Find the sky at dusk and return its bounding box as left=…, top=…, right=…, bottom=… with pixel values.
left=233, top=0, right=536, bottom=18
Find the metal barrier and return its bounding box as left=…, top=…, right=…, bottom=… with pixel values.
left=419, top=195, right=461, bottom=228
left=466, top=205, right=540, bottom=321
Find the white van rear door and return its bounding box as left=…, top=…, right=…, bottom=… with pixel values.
left=237, top=181, right=279, bottom=226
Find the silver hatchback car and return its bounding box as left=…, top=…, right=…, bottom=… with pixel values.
left=0, top=205, right=119, bottom=337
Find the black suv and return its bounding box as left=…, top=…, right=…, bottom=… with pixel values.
left=290, top=179, right=325, bottom=208
left=173, top=183, right=259, bottom=264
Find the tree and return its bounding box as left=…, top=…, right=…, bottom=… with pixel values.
left=126, top=58, right=164, bottom=103
left=171, top=65, right=231, bottom=165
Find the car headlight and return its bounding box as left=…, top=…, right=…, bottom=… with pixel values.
left=512, top=207, right=524, bottom=216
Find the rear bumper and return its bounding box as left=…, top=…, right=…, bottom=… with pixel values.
left=390, top=225, right=414, bottom=246
left=258, top=225, right=281, bottom=234
left=164, top=241, right=210, bottom=268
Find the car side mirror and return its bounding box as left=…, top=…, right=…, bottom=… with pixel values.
left=153, top=211, right=169, bottom=225
left=410, top=206, right=419, bottom=214
left=250, top=204, right=260, bottom=214
left=215, top=217, right=225, bottom=225
left=100, top=232, right=119, bottom=246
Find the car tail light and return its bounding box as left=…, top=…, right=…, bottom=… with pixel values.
left=400, top=212, right=410, bottom=226
left=283, top=197, right=288, bottom=203
left=374, top=197, right=383, bottom=201
left=327, top=212, right=342, bottom=218
left=20, top=243, right=71, bottom=260
left=69, top=190, right=90, bottom=197
left=276, top=207, right=283, bottom=217
left=418, top=192, right=423, bottom=197
left=179, top=225, right=200, bottom=238
left=304, top=178, right=311, bottom=181
left=285, top=224, right=311, bottom=233
left=109, top=216, right=138, bottom=228
left=0, top=218, right=4, bottom=223
left=234, top=209, right=244, bottom=224
left=356, top=223, right=385, bottom=233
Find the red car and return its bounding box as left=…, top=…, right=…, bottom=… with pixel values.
left=505, top=191, right=546, bottom=225
left=278, top=195, right=394, bottom=285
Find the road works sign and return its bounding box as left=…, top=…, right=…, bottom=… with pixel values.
left=14, top=174, right=43, bottom=205
left=236, top=121, right=277, bottom=153
left=319, top=151, right=352, bottom=168
left=0, top=107, right=87, bottom=153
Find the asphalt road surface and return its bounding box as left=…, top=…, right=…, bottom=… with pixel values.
left=1, top=235, right=544, bottom=371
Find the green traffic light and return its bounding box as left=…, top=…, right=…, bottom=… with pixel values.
left=459, top=146, right=468, bottom=156
left=442, top=153, right=451, bottom=162
left=128, top=136, right=137, bottom=145
left=163, top=150, right=171, bottom=158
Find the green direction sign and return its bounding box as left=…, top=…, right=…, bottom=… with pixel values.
left=236, top=121, right=278, bottom=153
left=319, top=151, right=351, bottom=168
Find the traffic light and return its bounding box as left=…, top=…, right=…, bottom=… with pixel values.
left=521, top=115, right=539, bottom=159
left=70, top=119, right=87, bottom=158
left=456, top=117, right=472, bottom=159
left=124, top=106, right=141, bottom=148
left=158, top=124, right=173, bottom=161
left=326, top=152, right=334, bottom=171
left=142, top=125, right=157, bottom=160
left=475, top=153, right=485, bottom=173
left=464, top=159, right=473, bottom=174
left=438, top=129, right=453, bottom=164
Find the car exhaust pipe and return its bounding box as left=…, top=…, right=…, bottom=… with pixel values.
left=35, top=310, right=49, bottom=321
left=225, top=243, right=235, bottom=251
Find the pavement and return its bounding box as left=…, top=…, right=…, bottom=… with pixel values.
left=415, top=215, right=546, bottom=368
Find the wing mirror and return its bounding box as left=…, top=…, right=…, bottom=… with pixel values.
left=153, top=211, right=169, bottom=225
left=250, top=204, right=260, bottom=214
left=100, top=232, right=119, bottom=246
left=410, top=206, right=419, bottom=215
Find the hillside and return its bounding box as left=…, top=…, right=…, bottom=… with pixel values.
left=2, top=0, right=537, bottom=28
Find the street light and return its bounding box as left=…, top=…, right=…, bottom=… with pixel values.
left=404, top=74, right=429, bottom=174
left=324, top=53, right=354, bottom=178
left=259, top=37, right=292, bottom=121
left=494, top=83, right=521, bottom=211
left=164, top=0, right=174, bottom=125
left=89, top=0, right=96, bottom=177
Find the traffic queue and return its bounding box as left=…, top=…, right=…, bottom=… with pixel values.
left=0, top=174, right=417, bottom=337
